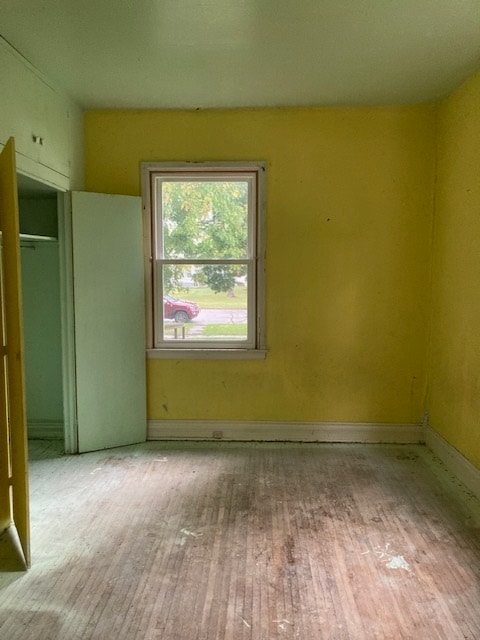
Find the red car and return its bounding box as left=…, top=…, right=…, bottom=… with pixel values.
left=163, top=295, right=199, bottom=323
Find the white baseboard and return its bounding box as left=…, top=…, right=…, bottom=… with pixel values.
left=424, top=425, right=480, bottom=500
left=27, top=421, right=63, bottom=440
left=148, top=420, right=424, bottom=444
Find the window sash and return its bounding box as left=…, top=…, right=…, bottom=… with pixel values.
left=153, top=259, right=256, bottom=349
left=153, top=173, right=256, bottom=261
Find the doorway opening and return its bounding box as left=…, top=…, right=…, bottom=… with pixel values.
left=17, top=174, right=67, bottom=452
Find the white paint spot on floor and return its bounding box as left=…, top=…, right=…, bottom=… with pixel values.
left=274, top=618, right=293, bottom=630
left=180, top=528, right=202, bottom=537
left=373, top=543, right=411, bottom=572
left=386, top=555, right=410, bottom=571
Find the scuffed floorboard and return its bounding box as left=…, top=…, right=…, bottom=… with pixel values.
left=0, top=441, right=480, bottom=639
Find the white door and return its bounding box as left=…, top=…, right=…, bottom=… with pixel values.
left=71, top=192, right=146, bottom=453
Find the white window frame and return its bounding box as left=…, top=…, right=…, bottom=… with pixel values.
left=142, top=162, right=266, bottom=359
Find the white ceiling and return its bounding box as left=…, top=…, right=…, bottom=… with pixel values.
left=2, top=0, right=480, bottom=109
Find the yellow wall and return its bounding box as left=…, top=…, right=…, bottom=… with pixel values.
left=427, top=71, right=480, bottom=468
left=85, top=106, right=436, bottom=425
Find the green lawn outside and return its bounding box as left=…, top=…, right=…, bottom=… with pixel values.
left=170, top=286, right=247, bottom=309
left=203, top=323, right=247, bottom=336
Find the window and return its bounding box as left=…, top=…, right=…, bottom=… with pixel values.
left=142, top=162, right=266, bottom=358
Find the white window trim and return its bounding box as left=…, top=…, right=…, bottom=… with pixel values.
left=141, top=161, right=266, bottom=359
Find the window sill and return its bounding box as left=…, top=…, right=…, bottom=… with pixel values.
left=147, top=348, right=267, bottom=360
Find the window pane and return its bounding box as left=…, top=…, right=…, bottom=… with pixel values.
left=161, top=264, right=248, bottom=342
left=161, top=180, right=249, bottom=260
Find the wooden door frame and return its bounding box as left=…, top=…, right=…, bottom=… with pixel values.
left=57, top=193, right=78, bottom=454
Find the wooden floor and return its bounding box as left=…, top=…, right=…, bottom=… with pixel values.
left=1, top=441, right=480, bottom=639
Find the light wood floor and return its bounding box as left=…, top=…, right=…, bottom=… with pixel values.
left=1, top=441, right=480, bottom=639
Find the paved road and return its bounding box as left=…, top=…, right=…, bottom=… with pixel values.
left=195, top=308, right=247, bottom=324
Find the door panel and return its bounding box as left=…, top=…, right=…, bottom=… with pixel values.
left=0, top=138, right=29, bottom=569
left=0, top=242, right=10, bottom=538
left=71, top=192, right=146, bottom=453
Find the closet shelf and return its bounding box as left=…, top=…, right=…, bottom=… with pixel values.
left=0, top=231, right=58, bottom=243
left=19, top=233, right=57, bottom=242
